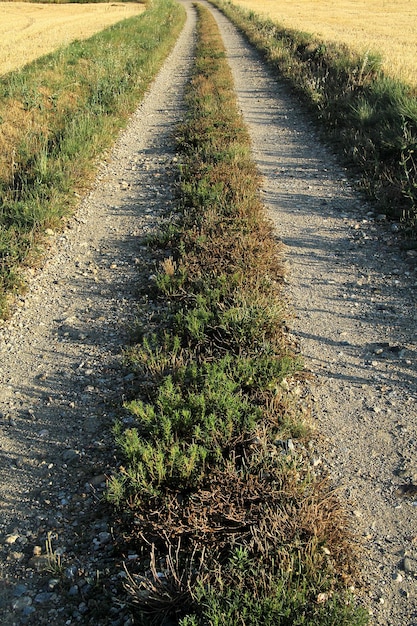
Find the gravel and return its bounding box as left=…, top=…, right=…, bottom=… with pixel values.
left=0, top=2, right=416, bottom=624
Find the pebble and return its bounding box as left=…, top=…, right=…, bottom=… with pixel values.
left=403, top=556, right=417, bottom=576
left=62, top=448, right=80, bottom=463
left=13, top=583, right=28, bottom=597
left=69, top=585, right=79, bottom=596
left=34, top=591, right=56, bottom=604
left=98, top=531, right=111, bottom=544
left=12, top=596, right=33, bottom=610
left=65, top=565, right=78, bottom=579
left=48, top=578, right=60, bottom=590
left=86, top=474, right=107, bottom=488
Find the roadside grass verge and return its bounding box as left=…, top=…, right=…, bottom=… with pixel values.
left=0, top=0, right=185, bottom=317
left=107, top=5, right=368, bottom=624
left=209, top=0, right=417, bottom=237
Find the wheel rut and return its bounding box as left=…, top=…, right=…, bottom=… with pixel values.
left=205, top=4, right=417, bottom=624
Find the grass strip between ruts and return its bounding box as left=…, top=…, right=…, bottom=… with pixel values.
left=0, top=0, right=185, bottom=317
left=108, top=4, right=369, bottom=624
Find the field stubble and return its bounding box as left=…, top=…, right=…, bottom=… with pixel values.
left=0, top=1, right=145, bottom=75
left=235, top=0, right=417, bottom=87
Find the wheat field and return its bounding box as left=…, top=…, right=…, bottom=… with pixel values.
left=235, top=0, right=417, bottom=87
left=0, top=1, right=145, bottom=75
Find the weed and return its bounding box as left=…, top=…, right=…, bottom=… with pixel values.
left=45, top=532, right=63, bottom=576
left=123, top=541, right=205, bottom=625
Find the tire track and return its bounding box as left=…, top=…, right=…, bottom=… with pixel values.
left=0, top=4, right=196, bottom=623
left=204, top=4, right=417, bottom=624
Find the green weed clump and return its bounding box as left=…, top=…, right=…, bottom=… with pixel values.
left=109, top=5, right=367, bottom=625
left=0, top=0, right=185, bottom=316
left=210, top=0, right=417, bottom=235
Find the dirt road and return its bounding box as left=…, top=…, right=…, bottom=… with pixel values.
left=0, top=2, right=416, bottom=624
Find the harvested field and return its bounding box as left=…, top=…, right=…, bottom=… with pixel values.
left=0, top=1, right=145, bottom=75
left=235, top=0, right=417, bottom=87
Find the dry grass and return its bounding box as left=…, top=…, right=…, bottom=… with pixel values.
left=111, top=7, right=367, bottom=624
left=0, top=1, right=145, bottom=75
left=235, top=0, right=417, bottom=87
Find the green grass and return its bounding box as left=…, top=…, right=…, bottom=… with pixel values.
left=209, top=0, right=417, bottom=237
left=108, top=5, right=368, bottom=624
left=0, top=0, right=185, bottom=317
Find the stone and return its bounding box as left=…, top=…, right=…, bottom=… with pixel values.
left=13, top=584, right=28, bottom=597
left=65, top=564, right=78, bottom=579
left=22, top=605, right=36, bottom=617
left=86, top=474, right=107, bottom=488
left=62, top=449, right=80, bottom=464
left=403, top=556, right=417, bottom=575
left=34, top=591, right=55, bottom=604
left=12, top=596, right=32, bottom=610
left=98, top=531, right=111, bottom=545
left=48, top=579, right=60, bottom=590
left=69, top=585, right=79, bottom=596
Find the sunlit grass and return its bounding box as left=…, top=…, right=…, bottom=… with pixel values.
left=235, top=0, right=417, bottom=88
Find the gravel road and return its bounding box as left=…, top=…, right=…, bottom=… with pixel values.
left=0, top=2, right=416, bottom=624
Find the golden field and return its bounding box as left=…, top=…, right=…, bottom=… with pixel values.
left=235, top=0, right=417, bottom=87
left=0, top=2, right=145, bottom=75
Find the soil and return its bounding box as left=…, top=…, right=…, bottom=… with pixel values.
left=0, top=1, right=416, bottom=624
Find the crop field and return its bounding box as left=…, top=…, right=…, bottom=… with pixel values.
left=0, top=1, right=145, bottom=75
left=235, top=0, right=417, bottom=87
